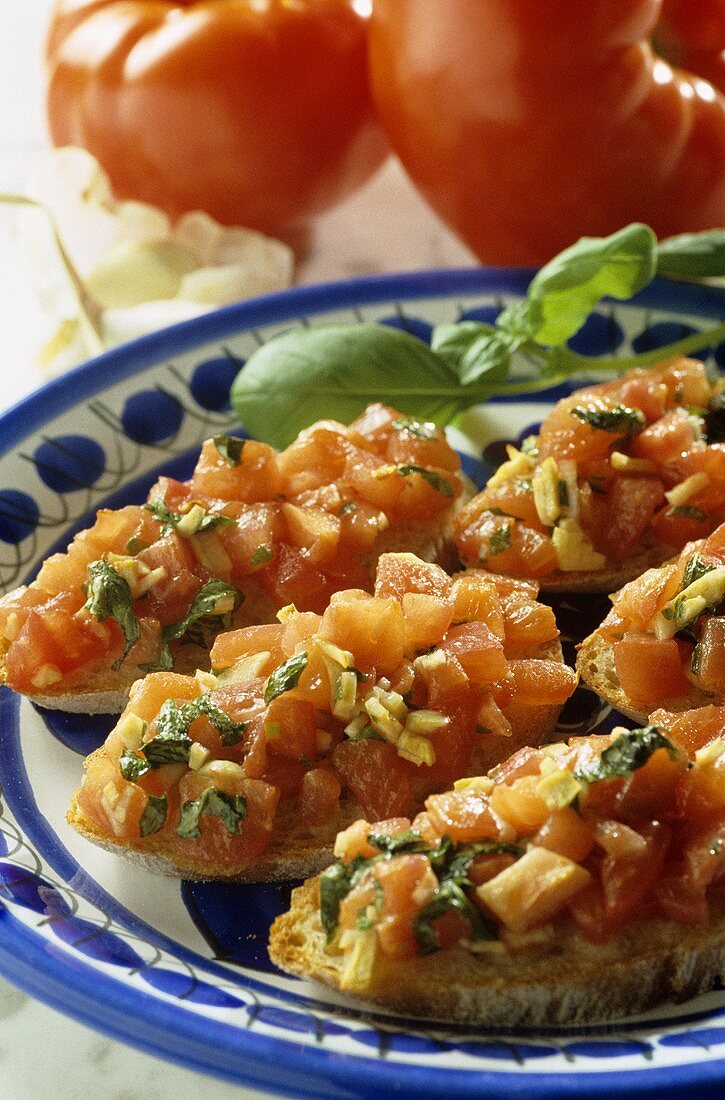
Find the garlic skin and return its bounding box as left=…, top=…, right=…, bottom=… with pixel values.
left=20, top=147, right=295, bottom=373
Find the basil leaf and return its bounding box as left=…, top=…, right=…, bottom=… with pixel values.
left=264, top=651, right=308, bottom=705
left=139, top=694, right=248, bottom=769
left=657, top=230, right=725, bottom=279
left=366, top=830, right=432, bottom=856
left=119, top=748, right=151, bottom=782
left=396, top=465, right=455, bottom=498
left=458, top=330, right=520, bottom=387
left=149, top=580, right=241, bottom=671
left=488, top=525, right=513, bottom=557
left=667, top=505, right=707, bottom=522
left=525, top=223, right=658, bottom=346
left=84, top=559, right=140, bottom=670
left=570, top=404, right=645, bottom=434
left=231, top=323, right=462, bottom=449
left=213, top=434, right=245, bottom=466
left=140, top=794, right=168, bottom=837
left=430, top=321, right=495, bottom=367
left=250, top=545, right=273, bottom=567
left=413, top=879, right=493, bottom=955
left=574, top=725, right=679, bottom=784
left=319, top=859, right=365, bottom=941
left=681, top=551, right=715, bottom=590
left=177, top=788, right=247, bottom=839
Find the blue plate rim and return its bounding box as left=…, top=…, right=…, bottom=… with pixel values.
left=1, top=267, right=724, bottom=1098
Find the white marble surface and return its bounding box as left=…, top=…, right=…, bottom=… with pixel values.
left=0, top=3, right=473, bottom=1098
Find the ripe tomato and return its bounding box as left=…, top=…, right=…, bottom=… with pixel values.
left=45, top=0, right=387, bottom=244
left=368, top=0, right=725, bottom=264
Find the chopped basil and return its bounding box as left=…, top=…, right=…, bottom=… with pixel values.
left=570, top=404, right=645, bottom=434
left=144, top=497, right=233, bottom=536
left=213, top=434, right=246, bottom=467
left=339, top=501, right=358, bottom=516
left=351, top=725, right=384, bottom=742
left=558, top=479, right=569, bottom=507
left=176, top=788, right=247, bottom=839
left=121, top=694, right=247, bottom=775
left=125, top=536, right=150, bottom=555
left=396, top=464, right=455, bottom=498
left=119, top=748, right=151, bottom=782
left=250, top=545, right=273, bottom=567
left=392, top=417, right=439, bottom=441
left=574, top=725, right=679, bottom=784
left=488, top=525, right=513, bottom=557
left=145, top=579, right=241, bottom=671
left=667, top=505, right=707, bottom=522
left=681, top=551, right=715, bottom=590
left=84, top=559, right=140, bottom=670
left=264, top=651, right=308, bottom=705
left=320, top=831, right=522, bottom=946
left=140, top=794, right=168, bottom=837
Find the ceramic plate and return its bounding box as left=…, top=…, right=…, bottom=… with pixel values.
left=1, top=270, right=724, bottom=1099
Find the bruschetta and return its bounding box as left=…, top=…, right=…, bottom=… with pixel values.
left=0, top=405, right=469, bottom=713
left=577, top=522, right=725, bottom=724
left=269, top=707, right=725, bottom=1026
left=455, top=357, right=725, bottom=592
left=67, top=553, right=577, bottom=881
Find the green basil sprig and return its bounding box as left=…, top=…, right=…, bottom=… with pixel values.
left=84, top=559, right=140, bottom=669
left=231, top=224, right=725, bottom=449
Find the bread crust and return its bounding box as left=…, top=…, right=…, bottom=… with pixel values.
left=576, top=629, right=716, bottom=725
left=535, top=543, right=675, bottom=595
left=269, top=877, right=725, bottom=1027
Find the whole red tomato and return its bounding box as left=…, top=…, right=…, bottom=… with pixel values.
left=369, top=0, right=725, bottom=265
left=45, top=0, right=388, bottom=245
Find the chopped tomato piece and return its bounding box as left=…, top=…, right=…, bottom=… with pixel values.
left=613, top=633, right=690, bottom=706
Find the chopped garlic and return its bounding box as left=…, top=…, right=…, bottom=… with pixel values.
left=195, top=669, right=219, bottom=692
left=665, top=472, right=710, bottom=508
left=332, top=669, right=359, bottom=721
left=536, top=769, right=582, bottom=811
left=198, top=759, right=245, bottom=780
left=276, top=604, right=298, bottom=624
left=695, top=738, right=725, bottom=767
left=115, top=712, right=147, bottom=750
left=338, top=926, right=378, bottom=993
left=486, top=445, right=536, bottom=488
left=397, top=730, right=436, bottom=767
left=317, top=638, right=356, bottom=670
left=610, top=452, right=658, bottom=475
left=405, top=709, right=448, bottom=735
left=364, top=697, right=404, bottom=742
left=656, top=566, right=725, bottom=640
left=188, top=742, right=210, bottom=771
left=552, top=517, right=606, bottom=572
left=477, top=846, right=590, bottom=932
left=30, top=663, right=63, bottom=689
left=453, top=775, right=494, bottom=794
left=532, top=456, right=563, bottom=527
left=413, top=648, right=446, bottom=673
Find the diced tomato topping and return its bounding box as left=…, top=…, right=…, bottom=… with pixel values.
left=613, top=633, right=690, bottom=706
left=332, top=740, right=412, bottom=821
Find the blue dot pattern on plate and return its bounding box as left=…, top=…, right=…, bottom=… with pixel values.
left=121, top=389, right=185, bottom=444
left=189, top=355, right=242, bottom=412
left=567, top=310, right=625, bottom=356
left=0, top=490, right=39, bottom=545
left=33, top=435, right=106, bottom=493
left=377, top=314, right=434, bottom=343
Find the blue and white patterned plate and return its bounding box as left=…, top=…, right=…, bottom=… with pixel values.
left=1, top=270, right=724, bottom=1099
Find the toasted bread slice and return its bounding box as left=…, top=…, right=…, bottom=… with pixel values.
left=7, top=510, right=462, bottom=715
left=576, top=629, right=716, bottom=725
left=269, top=877, right=725, bottom=1027
left=66, top=634, right=569, bottom=883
